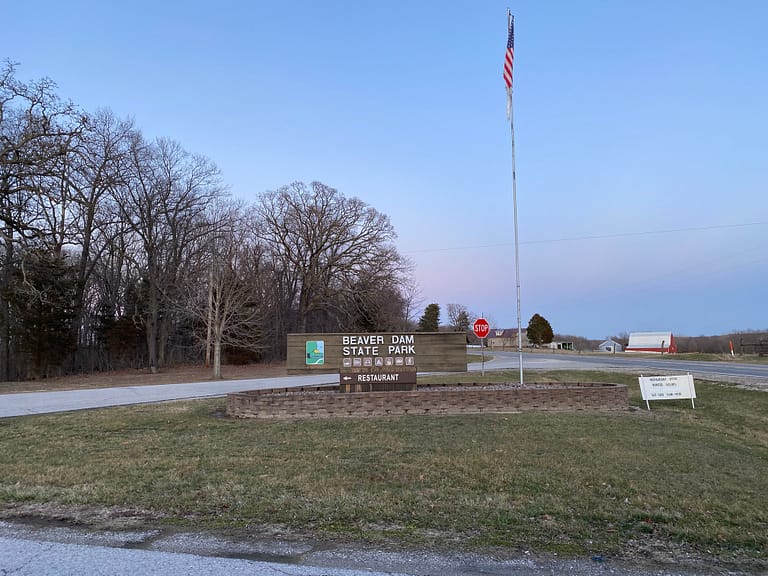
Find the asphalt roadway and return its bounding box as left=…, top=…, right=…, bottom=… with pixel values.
left=1, top=352, right=765, bottom=575
left=0, top=372, right=340, bottom=418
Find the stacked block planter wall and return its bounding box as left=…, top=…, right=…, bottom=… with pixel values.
left=227, top=382, right=628, bottom=420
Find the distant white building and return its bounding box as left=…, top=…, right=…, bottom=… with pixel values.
left=547, top=341, right=574, bottom=350
left=626, top=332, right=677, bottom=354
left=598, top=339, right=623, bottom=353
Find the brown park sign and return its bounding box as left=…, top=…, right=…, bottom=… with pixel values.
left=287, top=332, right=467, bottom=375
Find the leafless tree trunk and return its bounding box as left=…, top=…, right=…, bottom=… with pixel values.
left=205, top=265, right=213, bottom=368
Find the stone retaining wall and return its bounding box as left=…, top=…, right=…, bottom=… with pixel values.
left=227, top=382, right=628, bottom=420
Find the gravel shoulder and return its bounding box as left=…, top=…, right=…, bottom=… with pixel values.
left=1, top=504, right=761, bottom=576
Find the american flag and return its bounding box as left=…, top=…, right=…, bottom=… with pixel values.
left=503, top=14, right=514, bottom=90
left=504, top=14, right=514, bottom=118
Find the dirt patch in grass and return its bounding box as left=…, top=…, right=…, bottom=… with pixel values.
left=0, top=502, right=165, bottom=530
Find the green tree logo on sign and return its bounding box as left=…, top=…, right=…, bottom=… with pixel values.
left=305, top=341, right=325, bottom=365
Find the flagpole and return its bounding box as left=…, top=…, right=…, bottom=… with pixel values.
left=510, top=90, right=524, bottom=385
left=505, top=10, right=524, bottom=385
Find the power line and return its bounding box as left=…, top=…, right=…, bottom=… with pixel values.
left=403, top=221, right=768, bottom=254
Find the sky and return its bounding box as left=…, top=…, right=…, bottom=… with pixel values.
left=3, top=0, right=767, bottom=339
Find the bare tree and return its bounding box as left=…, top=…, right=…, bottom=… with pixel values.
left=254, top=181, right=399, bottom=336
left=25, top=109, right=136, bottom=370
left=446, top=303, right=473, bottom=332
left=398, top=275, right=423, bottom=331
left=177, top=201, right=270, bottom=378
left=0, top=61, right=82, bottom=379
left=336, top=253, right=413, bottom=332
left=117, top=134, right=225, bottom=372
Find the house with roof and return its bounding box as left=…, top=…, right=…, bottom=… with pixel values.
left=598, top=339, right=623, bottom=353
left=626, top=331, right=677, bottom=353
left=487, top=328, right=530, bottom=349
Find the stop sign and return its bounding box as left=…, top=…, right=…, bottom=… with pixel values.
left=473, top=318, right=490, bottom=339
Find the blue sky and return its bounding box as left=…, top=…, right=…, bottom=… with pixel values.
left=4, top=0, right=767, bottom=338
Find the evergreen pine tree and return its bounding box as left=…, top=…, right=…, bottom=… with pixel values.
left=526, top=313, right=554, bottom=346
left=418, top=303, right=440, bottom=332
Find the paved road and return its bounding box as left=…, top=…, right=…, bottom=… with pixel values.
left=0, top=373, right=339, bottom=418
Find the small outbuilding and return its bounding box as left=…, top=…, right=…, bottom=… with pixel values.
left=626, top=331, right=677, bottom=354
left=598, top=339, right=623, bottom=353
left=547, top=341, right=574, bottom=351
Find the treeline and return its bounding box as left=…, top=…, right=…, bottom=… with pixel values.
left=1, top=62, right=415, bottom=381
left=675, top=331, right=768, bottom=355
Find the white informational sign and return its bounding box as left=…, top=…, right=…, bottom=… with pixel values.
left=638, top=374, right=696, bottom=410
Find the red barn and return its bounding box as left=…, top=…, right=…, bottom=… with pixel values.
left=626, top=331, right=677, bottom=353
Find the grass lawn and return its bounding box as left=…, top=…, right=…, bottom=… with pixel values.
left=0, top=371, right=766, bottom=569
